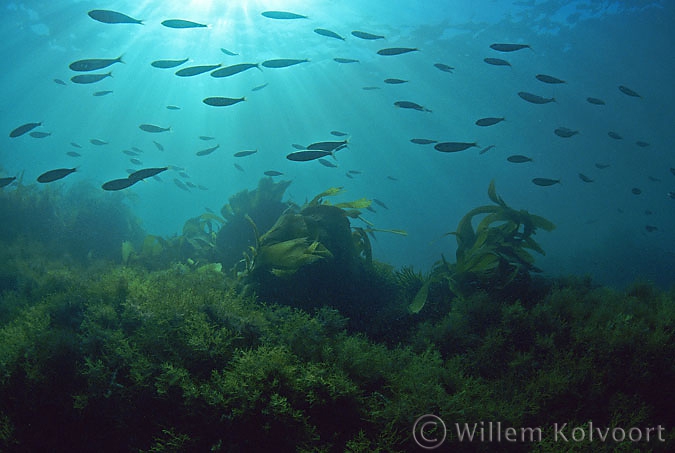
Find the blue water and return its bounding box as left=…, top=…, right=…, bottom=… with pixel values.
left=1, top=0, right=673, bottom=287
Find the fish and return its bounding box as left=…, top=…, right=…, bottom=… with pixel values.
left=532, top=178, right=561, bottom=186
left=291, top=144, right=306, bottom=150
left=10, top=122, right=42, bottom=137
left=618, top=85, right=641, bottom=97
left=410, top=138, right=437, bottom=145
left=635, top=141, right=650, bottom=148
left=264, top=170, right=284, bottom=176
left=671, top=168, right=675, bottom=176
left=211, top=63, right=260, bottom=78
left=586, top=97, right=605, bottom=105
left=130, top=158, right=143, bottom=165
left=490, top=43, right=531, bottom=52
left=475, top=117, right=505, bottom=127
left=88, top=9, right=142, bottom=25
left=287, top=150, right=332, bottom=161
left=69, top=56, right=123, bottom=72
left=434, top=63, right=454, bottom=73
left=387, top=176, right=398, bottom=181
left=554, top=127, right=579, bottom=138
left=377, top=47, right=419, bottom=56
left=93, top=90, right=113, bottom=96
left=70, top=142, right=82, bottom=148
left=234, top=163, right=244, bottom=172
left=318, top=158, right=337, bottom=168
left=333, top=58, right=359, bottom=64
left=261, top=59, right=309, bottom=68
left=221, top=48, right=239, bottom=56
left=362, top=86, right=380, bottom=90
left=373, top=199, right=388, bottom=209
left=176, top=64, right=221, bottom=77
left=518, top=91, right=555, bottom=104
left=578, top=173, right=594, bottom=183
left=632, top=188, right=642, bottom=195
left=0, top=176, right=16, bottom=188
left=608, top=131, right=623, bottom=140
left=29, top=131, right=51, bottom=138
left=128, top=167, right=168, bottom=182
left=434, top=142, right=478, bottom=153
left=351, top=31, right=384, bottom=40
left=535, top=74, right=565, bottom=84
left=507, top=155, right=533, bottom=163
left=479, top=145, right=496, bottom=155
left=483, top=57, right=511, bottom=66
left=54, top=78, right=67, bottom=85
left=394, top=101, right=431, bottom=112
left=307, top=140, right=348, bottom=151
left=166, top=105, right=181, bottom=110
left=151, top=58, right=189, bottom=69
left=37, top=168, right=76, bottom=183
left=71, top=72, right=112, bottom=84
left=234, top=149, right=257, bottom=157
left=347, top=170, right=362, bottom=175
left=384, top=78, right=408, bottom=84
left=331, top=130, right=348, bottom=137
left=90, top=139, right=108, bottom=145
left=178, top=171, right=190, bottom=179
left=66, top=151, right=81, bottom=157
left=185, top=181, right=197, bottom=189
left=261, top=11, right=307, bottom=19
left=139, top=124, right=170, bottom=133
left=102, top=178, right=137, bottom=191
left=173, top=178, right=190, bottom=191
left=668, top=191, right=675, bottom=199
left=252, top=83, right=269, bottom=92
left=123, top=150, right=139, bottom=156
left=647, top=176, right=660, bottom=182
left=203, top=97, right=246, bottom=107
left=345, top=173, right=354, bottom=179
left=153, top=141, right=164, bottom=151
left=199, top=136, right=215, bottom=140
left=314, top=28, right=344, bottom=40
left=595, top=163, right=610, bottom=169
left=196, top=144, right=220, bottom=156
left=645, top=225, right=658, bottom=233
left=161, top=19, right=207, bottom=29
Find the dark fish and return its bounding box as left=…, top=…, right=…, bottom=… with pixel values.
left=196, top=144, right=220, bottom=156
left=139, top=124, right=170, bottom=133
left=475, top=117, right=505, bottom=127
left=130, top=158, right=143, bottom=165
left=185, top=181, right=197, bottom=189
left=384, top=78, right=408, bottom=84
left=345, top=173, right=354, bottom=179
left=518, top=91, right=555, bottom=104
left=578, top=173, right=594, bottom=183
left=333, top=58, right=359, bottom=64
left=123, top=150, right=139, bottom=156
left=153, top=141, right=164, bottom=151
left=178, top=171, right=190, bottom=179
left=93, top=90, right=113, bottom=96
left=37, top=168, right=76, bottom=183
left=330, top=130, right=348, bottom=137
left=318, top=158, right=337, bottom=168
left=645, top=225, right=658, bottom=232
left=351, top=30, right=384, bottom=40
left=261, top=11, right=307, bottom=19
left=587, top=97, right=605, bottom=105
left=635, top=141, right=650, bottom=148
left=211, top=63, right=260, bottom=78
left=394, top=101, right=431, bottom=112
left=221, top=48, right=238, bottom=56
left=8, top=124, right=40, bottom=138
left=234, top=149, right=257, bottom=157
left=71, top=72, right=112, bottom=84
left=291, top=144, right=305, bottom=150
left=261, top=59, right=308, bottom=68
left=479, top=145, right=496, bottom=155
left=29, top=131, right=51, bottom=138
left=128, top=167, right=168, bottom=182
left=532, top=178, right=560, bottom=186
left=608, top=131, right=623, bottom=140
left=166, top=105, right=181, bottom=110
left=434, top=63, right=454, bottom=73
left=483, top=57, right=511, bottom=66
left=151, top=58, right=189, bottom=69
left=199, top=136, right=215, bottom=140
left=69, top=56, right=123, bottom=72
left=536, top=74, right=565, bottom=84
left=490, top=43, right=531, bottom=52
left=618, top=85, right=641, bottom=97
left=347, top=170, right=362, bottom=175
left=66, top=151, right=81, bottom=157
left=70, top=142, right=82, bottom=148
left=410, top=138, right=437, bottom=145
left=645, top=209, right=654, bottom=214
left=647, top=176, right=660, bottom=182
left=203, top=96, right=246, bottom=107
left=434, top=142, right=478, bottom=153
left=595, top=163, right=610, bottom=169
left=88, top=9, right=142, bottom=25
left=176, top=64, right=221, bottom=77
left=161, top=19, right=207, bottom=29
left=670, top=168, right=675, bottom=176
left=234, top=163, right=244, bottom=172
left=287, top=150, right=332, bottom=161
left=377, top=47, right=418, bottom=56
left=90, top=139, right=108, bottom=145
left=373, top=199, right=388, bottom=209
left=173, top=178, right=190, bottom=191
left=507, top=155, right=532, bottom=163
left=252, top=83, right=269, bottom=91
left=362, top=86, right=380, bottom=90
left=632, top=188, right=642, bottom=195
left=387, top=176, right=398, bottom=181
left=307, top=140, right=348, bottom=151
left=102, top=178, right=137, bottom=191
left=264, top=170, right=284, bottom=176
left=54, top=78, right=67, bottom=85
left=0, top=176, right=16, bottom=188
left=314, top=28, right=344, bottom=40
left=554, top=127, right=579, bottom=138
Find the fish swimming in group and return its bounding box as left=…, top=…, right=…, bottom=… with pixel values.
left=128, top=167, right=168, bottom=182
left=90, top=138, right=108, bottom=145
left=434, top=142, right=478, bottom=153
left=475, top=117, right=505, bottom=127
left=479, top=145, right=496, bottom=155
left=69, top=56, right=123, bottom=72
left=554, top=127, right=579, bottom=138
left=394, top=101, right=431, bottom=112
left=535, top=74, right=565, bottom=84
left=173, top=178, right=190, bottom=191
left=518, top=91, right=556, bottom=104
left=287, top=150, right=333, bottom=161
left=362, top=86, right=380, bottom=90
left=221, top=48, right=239, bottom=56
left=88, top=9, right=142, bottom=25
left=377, top=47, right=419, bottom=56
left=618, top=85, right=641, bottom=97
left=151, top=58, right=189, bottom=69
left=139, top=124, right=170, bottom=133
left=54, top=78, right=67, bottom=85
left=264, top=170, right=284, bottom=176
left=351, top=30, right=384, bottom=40
left=234, top=163, right=245, bottom=172
left=307, top=140, right=348, bottom=152
left=333, top=58, right=359, bottom=64
left=10, top=122, right=42, bottom=138
left=234, top=150, right=257, bottom=157
left=645, top=225, right=658, bottom=232
left=635, top=141, right=650, bottom=147
left=261, top=59, right=309, bottom=68
left=199, top=136, right=215, bottom=140
left=93, top=90, right=113, bottom=96
left=176, top=64, right=221, bottom=77
left=490, top=43, right=531, bottom=52
left=71, top=72, right=112, bottom=84
left=331, top=130, right=348, bottom=137
left=532, top=178, right=561, bottom=186
left=123, top=150, right=139, bottom=156
left=483, top=57, right=511, bottom=66
left=434, top=63, right=454, bottom=73
left=70, top=142, right=82, bottom=148
left=373, top=199, right=389, bottom=209
left=261, top=11, right=307, bottom=19
left=130, top=158, right=143, bottom=165
left=210, top=63, right=260, bottom=78
left=161, top=19, right=207, bottom=29
left=586, top=97, right=605, bottom=105
left=102, top=178, right=137, bottom=191
left=410, top=138, right=437, bottom=145
left=314, top=28, right=344, bottom=40
left=252, top=83, right=269, bottom=92
left=29, top=131, right=51, bottom=138
left=37, top=168, right=77, bottom=183
left=153, top=141, right=164, bottom=151
left=66, top=151, right=81, bottom=157
left=196, top=144, right=220, bottom=156
left=166, top=105, right=181, bottom=110
left=318, top=158, right=337, bottom=168
left=608, top=131, right=623, bottom=140
left=384, top=78, right=408, bottom=84
left=0, top=176, right=16, bottom=188
left=203, top=97, right=246, bottom=107
left=631, top=188, right=642, bottom=195
left=578, top=173, right=594, bottom=183
left=595, top=163, right=611, bottom=169
left=507, top=155, right=533, bottom=163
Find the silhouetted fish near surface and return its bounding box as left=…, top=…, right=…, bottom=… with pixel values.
left=128, top=167, right=168, bottom=182
left=166, top=105, right=181, bottom=110
left=434, top=142, right=478, bottom=153
left=384, top=78, right=408, bottom=84
left=554, top=127, right=579, bottom=138
left=71, top=72, right=112, bottom=84
left=490, top=43, right=531, bottom=52
left=261, top=11, right=307, bottom=19
left=10, top=122, right=41, bottom=138
left=595, top=163, right=610, bottom=169
left=618, top=85, right=641, bottom=97
left=54, top=78, right=66, bottom=85
left=287, top=150, right=332, bottom=161
left=123, top=150, right=139, bottom=156
left=66, top=151, right=81, bottom=157
left=162, top=19, right=207, bottom=29
left=37, top=168, right=76, bottom=183
left=234, top=150, right=257, bottom=157
left=578, top=173, right=594, bottom=183
left=196, top=144, right=220, bottom=156
left=71, top=142, right=81, bottom=148
left=608, top=131, right=623, bottom=140
left=234, top=163, right=244, bottom=172
left=211, top=63, right=260, bottom=78
left=635, top=141, right=650, bottom=148
left=130, top=158, right=143, bottom=165
left=362, top=86, right=380, bottom=90
left=377, top=47, right=418, bottom=56
left=264, top=170, right=284, bottom=176
left=70, top=56, right=123, bottom=72
left=93, top=90, right=113, bottom=96
left=479, top=145, right=496, bottom=155
left=518, top=91, right=555, bottom=104
left=173, top=178, right=190, bottom=191
left=0, top=176, right=16, bottom=188
left=484, top=57, right=511, bottom=66
left=410, top=138, right=437, bottom=145
left=330, top=130, right=348, bottom=137
left=333, top=58, right=359, bottom=64
left=176, top=64, right=221, bottom=77
left=394, top=101, right=431, bottom=112
left=29, top=131, right=51, bottom=138
left=587, top=97, right=605, bottom=105
left=373, top=199, right=388, bottom=209
left=88, top=9, right=142, bottom=25
left=203, top=97, right=245, bottom=107
left=252, top=83, right=269, bottom=92
left=631, top=188, right=642, bottom=195
left=532, top=178, right=560, bottom=186
left=318, top=158, right=337, bottom=168
left=221, top=48, right=238, bottom=56
left=199, top=136, right=215, bottom=140
left=262, top=59, right=308, bottom=68
left=434, top=63, right=454, bottom=73
left=151, top=58, right=189, bottom=69
left=387, top=176, right=398, bottom=181
left=307, top=140, right=348, bottom=151
left=139, top=124, right=170, bottom=133
left=475, top=117, right=505, bottom=127
left=351, top=30, right=384, bottom=40
left=291, top=144, right=305, bottom=150
left=102, top=178, right=137, bottom=191
left=536, top=74, right=565, bottom=84
left=507, top=155, right=532, bottom=163
left=314, top=28, right=344, bottom=40
left=90, top=139, right=108, bottom=145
